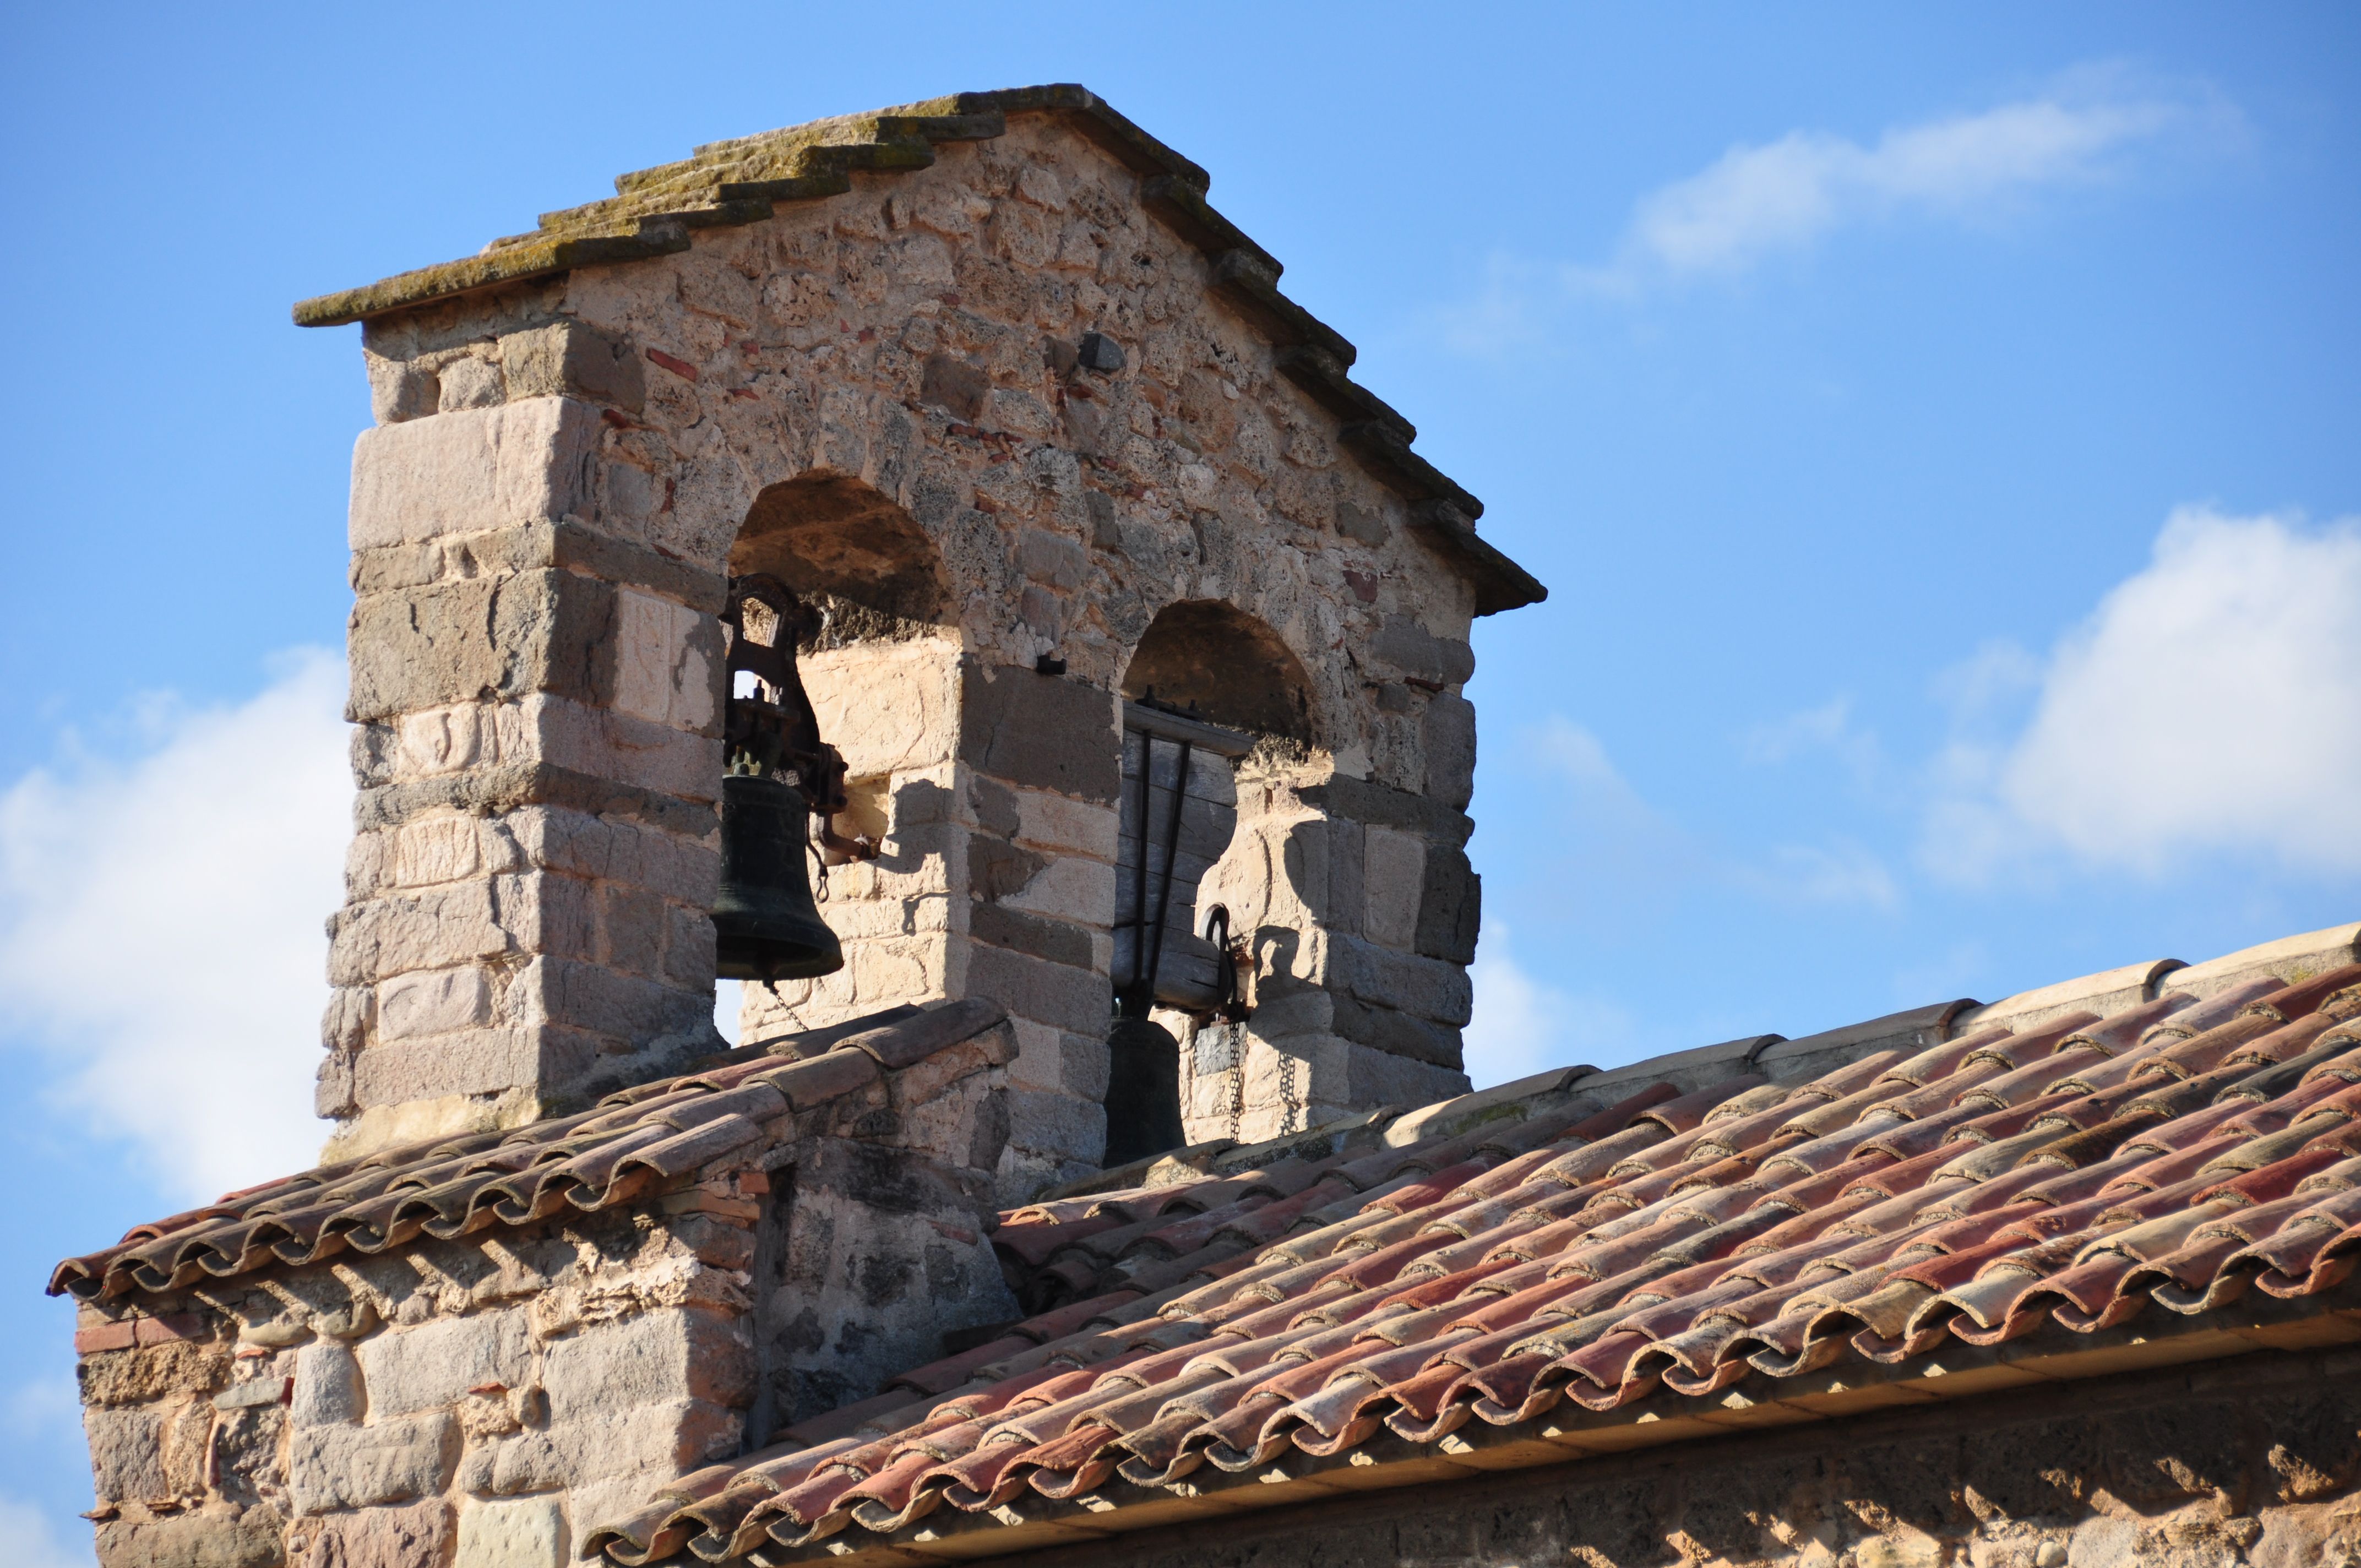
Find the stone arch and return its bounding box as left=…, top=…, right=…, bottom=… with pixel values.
left=727, top=471, right=964, bottom=1046
left=731, top=470, right=954, bottom=641
left=1119, top=599, right=1316, bottom=744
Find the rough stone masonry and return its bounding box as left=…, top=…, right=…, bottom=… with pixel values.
left=305, top=87, right=1543, bottom=1199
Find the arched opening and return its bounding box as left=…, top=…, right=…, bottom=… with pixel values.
left=1119, top=600, right=1315, bottom=743
left=1110, top=602, right=1323, bottom=1155
left=722, top=472, right=958, bottom=1046
left=731, top=471, right=952, bottom=641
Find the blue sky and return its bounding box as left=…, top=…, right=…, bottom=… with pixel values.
left=1, top=4, right=2355, bottom=1554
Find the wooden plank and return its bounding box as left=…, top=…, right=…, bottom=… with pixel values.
left=1122, top=701, right=1255, bottom=758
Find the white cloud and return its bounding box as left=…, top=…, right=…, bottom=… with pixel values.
left=1617, top=89, right=2188, bottom=282
left=1436, top=70, right=2227, bottom=347
left=0, top=651, right=349, bottom=1201
left=1927, top=508, right=2361, bottom=879
left=1462, top=923, right=1635, bottom=1090
left=0, top=1490, right=90, bottom=1567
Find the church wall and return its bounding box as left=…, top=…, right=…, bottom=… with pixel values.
left=989, top=1346, right=2361, bottom=1568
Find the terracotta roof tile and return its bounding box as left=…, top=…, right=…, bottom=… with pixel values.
left=579, top=941, right=2361, bottom=1563
left=48, top=998, right=1009, bottom=1302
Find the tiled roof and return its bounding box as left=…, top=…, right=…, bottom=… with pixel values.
left=47, top=1000, right=1005, bottom=1304
left=290, top=84, right=1543, bottom=616
left=583, top=950, right=2361, bottom=1566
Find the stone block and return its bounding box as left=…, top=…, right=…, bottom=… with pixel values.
left=285, top=1411, right=455, bottom=1514
left=351, top=1026, right=599, bottom=1106
left=479, top=1398, right=736, bottom=1492
left=594, top=883, right=667, bottom=973
left=355, top=1310, right=530, bottom=1417
left=501, top=320, right=645, bottom=412
left=965, top=941, right=1113, bottom=1036
left=661, top=903, right=717, bottom=990
left=377, top=965, right=492, bottom=1042
left=517, top=692, right=717, bottom=803
left=529, top=958, right=712, bottom=1043
left=388, top=815, right=499, bottom=888
left=1369, top=614, right=1476, bottom=687
left=1310, top=1036, right=1469, bottom=1118
left=507, top=807, right=719, bottom=906
left=921, top=352, right=991, bottom=420
left=1004, top=1085, right=1105, bottom=1163
left=346, top=570, right=616, bottom=723
left=1001, top=850, right=1119, bottom=925
left=1327, top=933, right=1473, bottom=1025
left=1014, top=787, right=1120, bottom=861
left=299, top=1498, right=449, bottom=1568
left=440, top=354, right=504, bottom=411
left=800, top=640, right=962, bottom=776
left=345, top=579, right=499, bottom=722
left=85, top=1404, right=168, bottom=1501
left=349, top=396, right=601, bottom=552
left=960, top=664, right=1119, bottom=805
left=1330, top=990, right=1465, bottom=1068
left=1007, top=1019, right=1111, bottom=1101
left=1298, top=774, right=1473, bottom=847
left=96, top=1509, right=286, bottom=1568
left=970, top=903, right=1094, bottom=969
left=1423, top=692, right=1477, bottom=810
left=289, top=1340, right=364, bottom=1428
left=541, top=1307, right=752, bottom=1423
left=1415, top=845, right=1480, bottom=965
left=454, top=1494, right=567, bottom=1568
left=612, top=587, right=717, bottom=731
left=1362, top=826, right=1425, bottom=950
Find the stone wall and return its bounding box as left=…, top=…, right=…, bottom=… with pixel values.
left=71, top=1021, right=1015, bottom=1567
left=334, top=107, right=1493, bottom=1191
left=991, top=1347, right=2361, bottom=1568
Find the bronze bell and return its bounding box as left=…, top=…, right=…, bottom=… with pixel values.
left=715, top=773, right=844, bottom=982
left=714, top=576, right=857, bottom=984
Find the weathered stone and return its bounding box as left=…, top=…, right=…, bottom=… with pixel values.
left=1415, top=845, right=1480, bottom=965
left=97, top=1507, right=285, bottom=1568
left=959, top=665, right=1119, bottom=804
left=1361, top=826, right=1424, bottom=950
left=348, top=398, right=601, bottom=552
left=439, top=354, right=505, bottom=411
left=285, top=1411, right=455, bottom=1514
left=1327, top=933, right=1473, bottom=1025
left=289, top=1340, right=364, bottom=1427
left=920, top=352, right=992, bottom=420
left=354, top=1309, right=530, bottom=1416
left=86, top=1403, right=169, bottom=1501
left=296, top=1499, right=448, bottom=1568
left=376, top=965, right=491, bottom=1041
left=540, top=1307, right=752, bottom=1423
left=501, top=319, right=644, bottom=411
left=967, top=942, right=1113, bottom=1036
left=453, top=1494, right=567, bottom=1568
left=1423, top=692, right=1477, bottom=810
left=970, top=902, right=1094, bottom=968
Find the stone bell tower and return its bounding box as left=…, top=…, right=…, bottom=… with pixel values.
left=302, top=85, right=1542, bottom=1196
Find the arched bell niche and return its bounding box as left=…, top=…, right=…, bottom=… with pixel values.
left=731, top=471, right=951, bottom=640
left=1117, top=599, right=1315, bottom=743
left=727, top=471, right=960, bottom=1046
left=1115, top=600, right=1324, bottom=1146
